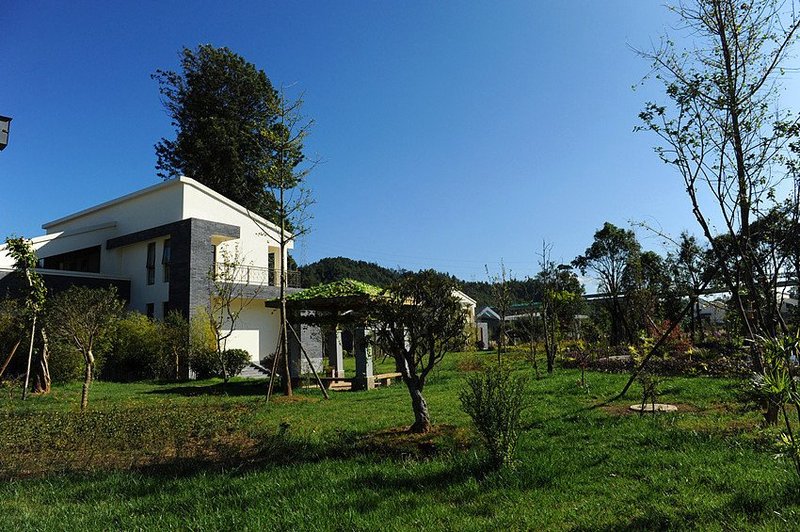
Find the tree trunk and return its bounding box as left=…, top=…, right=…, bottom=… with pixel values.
left=32, top=327, right=51, bottom=394
left=279, top=186, right=293, bottom=397
left=81, top=349, right=95, bottom=412
left=765, top=398, right=780, bottom=426
left=220, top=351, right=229, bottom=384
left=22, top=316, right=36, bottom=400
left=406, top=382, right=431, bottom=433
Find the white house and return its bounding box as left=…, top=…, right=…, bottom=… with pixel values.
left=0, top=177, right=301, bottom=369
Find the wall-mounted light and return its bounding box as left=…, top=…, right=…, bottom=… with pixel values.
left=0, top=116, right=11, bottom=151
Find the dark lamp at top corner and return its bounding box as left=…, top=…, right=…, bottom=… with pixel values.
left=0, top=116, right=11, bottom=151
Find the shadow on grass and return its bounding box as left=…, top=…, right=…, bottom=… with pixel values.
left=1, top=419, right=478, bottom=483
left=145, top=380, right=268, bottom=397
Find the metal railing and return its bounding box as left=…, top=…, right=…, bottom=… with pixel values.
left=214, top=263, right=301, bottom=288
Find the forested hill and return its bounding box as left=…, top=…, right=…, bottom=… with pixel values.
left=298, top=257, right=539, bottom=308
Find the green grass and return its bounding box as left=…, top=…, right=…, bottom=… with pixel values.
left=1, top=352, right=798, bottom=530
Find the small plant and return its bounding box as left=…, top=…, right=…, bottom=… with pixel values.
left=751, top=333, right=800, bottom=479
left=459, top=366, right=527, bottom=469
left=572, top=345, right=591, bottom=393
left=637, top=372, right=662, bottom=416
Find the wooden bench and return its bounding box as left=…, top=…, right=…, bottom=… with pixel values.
left=316, top=372, right=403, bottom=390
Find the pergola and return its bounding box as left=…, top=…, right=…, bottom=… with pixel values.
left=264, top=279, right=395, bottom=390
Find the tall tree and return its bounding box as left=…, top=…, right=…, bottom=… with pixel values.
left=667, top=232, right=712, bottom=341
left=254, top=90, right=315, bottom=398
left=573, top=223, right=641, bottom=345
left=637, top=0, right=800, bottom=367
left=371, top=271, right=467, bottom=433
left=153, top=45, right=283, bottom=223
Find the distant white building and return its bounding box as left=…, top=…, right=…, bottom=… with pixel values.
left=0, top=177, right=300, bottom=368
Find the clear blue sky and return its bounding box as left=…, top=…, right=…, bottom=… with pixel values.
left=2, top=1, right=796, bottom=285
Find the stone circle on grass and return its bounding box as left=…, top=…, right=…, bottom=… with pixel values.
left=629, top=403, right=678, bottom=413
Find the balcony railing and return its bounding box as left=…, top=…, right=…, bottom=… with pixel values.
left=214, top=263, right=301, bottom=288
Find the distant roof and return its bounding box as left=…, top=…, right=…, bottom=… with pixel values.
left=453, top=289, right=476, bottom=305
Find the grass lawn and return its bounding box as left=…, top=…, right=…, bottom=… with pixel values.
left=1, top=351, right=798, bottom=530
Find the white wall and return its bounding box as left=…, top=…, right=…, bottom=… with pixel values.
left=44, top=181, right=184, bottom=236
left=181, top=180, right=291, bottom=271
left=219, top=299, right=281, bottom=363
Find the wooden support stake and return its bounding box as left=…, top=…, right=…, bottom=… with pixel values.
left=0, top=339, right=21, bottom=379
left=265, top=322, right=284, bottom=403
left=21, top=316, right=36, bottom=400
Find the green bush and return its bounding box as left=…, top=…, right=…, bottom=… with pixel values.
left=459, top=366, right=527, bottom=469
left=223, top=348, right=250, bottom=377
left=189, top=348, right=250, bottom=379
left=46, top=340, right=84, bottom=383
left=189, top=348, right=219, bottom=380
left=104, top=313, right=161, bottom=382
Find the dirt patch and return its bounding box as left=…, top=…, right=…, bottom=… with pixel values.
left=600, top=402, right=701, bottom=416
left=456, top=356, right=485, bottom=372
left=353, top=424, right=475, bottom=459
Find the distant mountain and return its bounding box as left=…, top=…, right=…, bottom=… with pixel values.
left=298, top=256, right=540, bottom=308
left=298, top=257, right=405, bottom=288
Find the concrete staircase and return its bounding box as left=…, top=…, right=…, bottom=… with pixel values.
left=238, top=363, right=271, bottom=379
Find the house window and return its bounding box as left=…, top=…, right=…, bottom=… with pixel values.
left=146, top=303, right=154, bottom=319
left=162, top=238, right=171, bottom=283
left=146, top=242, right=156, bottom=285
left=268, top=252, right=276, bottom=285
left=163, top=301, right=170, bottom=318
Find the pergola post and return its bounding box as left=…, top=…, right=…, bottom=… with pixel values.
left=325, top=327, right=345, bottom=378
left=353, top=327, right=375, bottom=390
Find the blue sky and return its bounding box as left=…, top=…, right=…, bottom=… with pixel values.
left=2, top=1, right=795, bottom=285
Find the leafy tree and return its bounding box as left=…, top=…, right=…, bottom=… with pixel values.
left=573, top=223, right=641, bottom=345
left=667, top=233, right=712, bottom=342
left=371, top=270, right=467, bottom=433
left=299, top=257, right=405, bottom=288
left=4, top=236, right=50, bottom=396
left=46, top=286, right=123, bottom=411
left=637, top=0, right=800, bottom=367
left=160, top=310, right=190, bottom=380
left=153, top=45, right=283, bottom=223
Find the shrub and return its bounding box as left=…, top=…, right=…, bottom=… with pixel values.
left=104, top=312, right=161, bottom=382
left=189, top=348, right=219, bottom=380
left=47, top=341, right=84, bottom=383
left=189, top=348, right=250, bottom=379
left=223, top=348, right=250, bottom=377
left=459, top=367, right=527, bottom=469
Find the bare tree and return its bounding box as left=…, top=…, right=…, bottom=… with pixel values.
left=208, top=246, right=265, bottom=383
left=486, top=260, right=512, bottom=364
left=637, top=0, right=800, bottom=370
left=249, top=89, right=315, bottom=398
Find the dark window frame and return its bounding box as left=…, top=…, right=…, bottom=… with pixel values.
left=146, top=242, right=156, bottom=285
left=162, top=238, right=171, bottom=283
